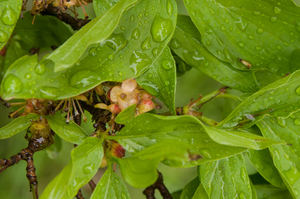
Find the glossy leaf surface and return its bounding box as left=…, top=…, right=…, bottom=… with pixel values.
left=170, top=15, right=259, bottom=93
left=220, top=70, right=300, bottom=129
left=184, top=0, right=300, bottom=75
left=112, top=113, right=276, bottom=167
left=40, top=137, right=103, bottom=199
left=114, top=140, right=189, bottom=188
left=0, top=113, right=39, bottom=139
left=258, top=113, right=300, bottom=198
left=45, top=114, right=88, bottom=145
left=115, top=104, right=136, bottom=125
left=136, top=46, right=176, bottom=114
left=0, top=0, right=22, bottom=49
left=90, top=166, right=130, bottom=199
left=255, top=185, right=292, bottom=199
left=192, top=183, right=209, bottom=199
left=49, top=0, right=138, bottom=72
left=93, top=0, right=120, bottom=17
left=180, top=177, right=200, bottom=199
left=200, top=154, right=252, bottom=199
left=247, top=149, right=285, bottom=188
left=0, top=0, right=177, bottom=100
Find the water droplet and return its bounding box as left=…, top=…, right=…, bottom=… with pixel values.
left=118, top=71, right=123, bottom=76
left=121, top=192, right=128, bottom=199
left=132, top=28, right=140, bottom=40
left=236, top=18, right=248, bottom=31
left=35, top=63, right=46, bottom=75
left=0, top=31, right=8, bottom=42
left=83, top=163, right=94, bottom=174
left=108, top=54, right=114, bottom=60
left=239, top=42, right=245, bottom=47
left=130, top=14, right=134, bottom=22
left=257, top=28, right=264, bottom=34
left=151, top=15, right=173, bottom=42
left=120, top=26, right=126, bottom=31
left=162, top=60, right=173, bottom=70
left=1, top=6, right=17, bottom=25
left=165, top=81, right=170, bottom=86
left=2, top=74, right=23, bottom=94
left=206, top=40, right=211, bottom=45
left=170, top=38, right=181, bottom=49
left=114, top=178, right=119, bottom=184
left=69, top=70, right=101, bottom=88
left=240, top=167, right=248, bottom=183
left=276, top=45, right=282, bottom=50
left=221, top=25, right=226, bottom=31
left=274, top=6, right=281, bottom=14
left=129, top=51, right=151, bottom=75
left=253, top=11, right=260, bottom=15
left=40, top=86, right=60, bottom=98
left=277, top=117, right=286, bottom=127
left=166, top=0, right=173, bottom=16
left=140, top=81, right=159, bottom=96
left=295, top=119, right=300, bottom=126
left=141, top=36, right=151, bottom=50
left=152, top=47, right=159, bottom=56
left=106, top=33, right=128, bottom=51
left=200, top=148, right=212, bottom=159
left=271, top=17, right=277, bottom=22
left=223, top=48, right=234, bottom=63
left=239, top=192, right=246, bottom=199
left=296, top=86, right=300, bottom=95
left=89, top=47, right=97, bottom=56
left=25, top=73, right=31, bottom=79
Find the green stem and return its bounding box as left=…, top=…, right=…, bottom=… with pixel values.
left=195, top=115, right=219, bottom=126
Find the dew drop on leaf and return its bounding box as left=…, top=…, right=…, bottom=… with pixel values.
left=114, top=178, right=119, bottom=184
left=170, top=38, right=181, bottom=49
left=257, top=28, right=264, bottom=34
left=139, top=82, right=159, bottom=96
left=141, top=36, right=151, bottom=50
left=166, top=0, right=173, bottom=16
left=294, top=119, right=300, bottom=126
left=199, top=148, right=212, bottom=159
left=24, top=73, right=31, bottom=79
left=151, top=15, right=173, bottom=42
left=129, top=51, right=151, bottom=75
left=131, top=28, right=140, bottom=40
left=162, top=60, right=173, bottom=70
left=152, top=47, right=159, bottom=56
left=2, top=74, right=23, bottom=94
left=89, top=47, right=98, bottom=56
left=274, top=6, right=282, bottom=14
left=106, top=33, right=128, bottom=51
left=35, top=62, right=46, bottom=75
left=295, top=86, right=300, bottom=95
left=0, top=30, right=8, bottom=43
left=83, top=163, right=94, bottom=174
left=1, top=6, right=17, bottom=25
left=270, top=16, right=277, bottom=22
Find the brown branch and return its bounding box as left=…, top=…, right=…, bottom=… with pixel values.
left=40, top=4, right=90, bottom=30
left=75, top=189, right=85, bottom=199
left=143, top=171, right=172, bottom=199
left=88, top=180, right=97, bottom=191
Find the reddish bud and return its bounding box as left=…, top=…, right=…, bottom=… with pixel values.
left=110, top=141, right=125, bottom=158
left=140, top=90, right=153, bottom=100
left=136, top=99, right=155, bottom=115
left=121, top=79, right=137, bottom=93
left=108, top=104, right=121, bottom=114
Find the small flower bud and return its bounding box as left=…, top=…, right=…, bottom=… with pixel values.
left=110, top=141, right=125, bottom=158
left=108, top=104, right=121, bottom=114
left=99, top=155, right=107, bottom=168
left=94, top=103, right=108, bottom=110
left=110, top=86, right=122, bottom=102
left=95, top=84, right=104, bottom=96
left=136, top=99, right=155, bottom=115
left=140, top=90, right=153, bottom=100
left=121, top=79, right=137, bottom=93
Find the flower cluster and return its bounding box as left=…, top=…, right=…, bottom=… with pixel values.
left=95, top=79, right=156, bottom=116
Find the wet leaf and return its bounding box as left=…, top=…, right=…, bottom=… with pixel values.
left=192, top=183, right=209, bottom=199
left=257, top=112, right=300, bottom=198
left=220, top=69, right=300, bottom=129
left=93, top=0, right=120, bottom=17
left=113, top=140, right=190, bottom=188
left=48, top=0, right=138, bottom=72
left=90, top=166, right=130, bottom=199
left=45, top=113, right=88, bottom=145
left=40, top=137, right=103, bottom=199
left=254, top=185, right=293, bottom=199
left=112, top=113, right=275, bottom=167
left=0, top=0, right=177, bottom=100
left=180, top=177, right=200, bottom=199
left=0, top=113, right=39, bottom=139
left=247, top=149, right=285, bottom=188
left=170, top=15, right=259, bottom=93
left=184, top=0, right=300, bottom=76
left=136, top=46, right=176, bottom=114
left=46, top=134, right=62, bottom=159
left=115, top=104, right=136, bottom=125
left=0, top=0, right=22, bottom=49
left=199, top=154, right=252, bottom=199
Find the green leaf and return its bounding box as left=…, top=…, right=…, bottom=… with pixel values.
left=170, top=15, right=259, bottom=93
left=0, top=0, right=177, bottom=100
left=183, top=0, right=300, bottom=75
left=192, top=183, right=209, bottom=199
left=0, top=0, right=22, bottom=49
left=136, top=46, right=176, bottom=114
left=257, top=113, right=300, bottom=198
left=113, top=140, right=190, bottom=188
left=0, top=113, right=39, bottom=139
left=90, top=166, right=130, bottom=199
left=93, top=0, right=120, bottom=17
left=201, top=124, right=282, bottom=150
left=200, top=154, right=252, bottom=199
left=112, top=113, right=257, bottom=167
left=48, top=0, right=138, bottom=72
left=247, top=149, right=285, bottom=188
left=254, top=185, right=293, bottom=199
left=40, top=137, right=103, bottom=199
left=46, top=134, right=62, bottom=159
left=115, top=104, right=136, bottom=125
left=220, top=69, right=300, bottom=129
left=45, top=113, right=88, bottom=145
left=180, top=177, right=200, bottom=199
